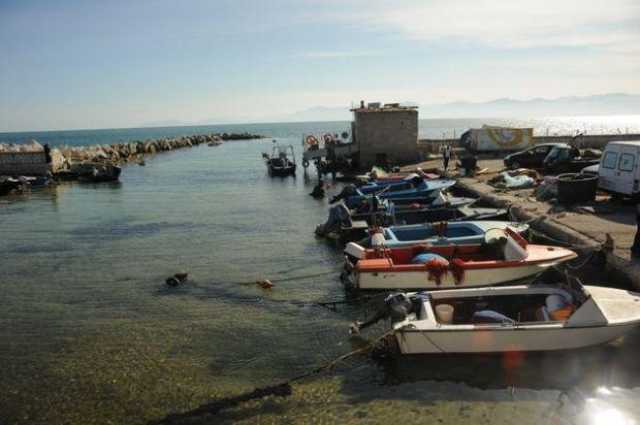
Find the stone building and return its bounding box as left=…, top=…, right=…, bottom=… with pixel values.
left=351, top=102, right=419, bottom=169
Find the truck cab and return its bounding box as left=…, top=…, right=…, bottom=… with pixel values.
left=597, top=141, right=640, bottom=197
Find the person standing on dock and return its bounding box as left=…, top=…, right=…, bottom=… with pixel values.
left=632, top=202, right=640, bottom=258
left=441, top=143, right=452, bottom=173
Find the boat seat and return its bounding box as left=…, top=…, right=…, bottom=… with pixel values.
left=357, top=258, right=393, bottom=271
left=349, top=220, right=369, bottom=230
left=535, top=306, right=550, bottom=322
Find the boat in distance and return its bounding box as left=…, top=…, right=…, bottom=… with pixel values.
left=264, top=143, right=296, bottom=176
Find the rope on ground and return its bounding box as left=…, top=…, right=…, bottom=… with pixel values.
left=527, top=227, right=603, bottom=251
left=564, top=250, right=599, bottom=270
left=315, top=292, right=389, bottom=311
left=224, top=269, right=340, bottom=286
left=149, top=329, right=396, bottom=424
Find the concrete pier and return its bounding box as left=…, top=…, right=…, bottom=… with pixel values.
left=403, top=158, right=640, bottom=290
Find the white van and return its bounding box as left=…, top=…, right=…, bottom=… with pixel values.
left=597, top=141, right=640, bottom=197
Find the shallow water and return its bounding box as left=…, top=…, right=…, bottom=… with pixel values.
left=2, top=138, right=640, bottom=424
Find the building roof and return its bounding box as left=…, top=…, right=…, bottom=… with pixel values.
left=350, top=106, right=418, bottom=113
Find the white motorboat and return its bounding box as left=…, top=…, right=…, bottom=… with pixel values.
left=343, top=228, right=577, bottom=290
left=352, top=281, right=640, bottom=353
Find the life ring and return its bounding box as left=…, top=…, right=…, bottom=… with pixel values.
left=303, top=159, right=310, bottom=168
left=305, top=135, right=319, bottom=146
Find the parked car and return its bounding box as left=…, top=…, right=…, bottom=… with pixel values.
left=503, top=143, right=562, bottom=169
left=597, top=141, right=640, bottom=197
left=580, top=164, right=599, bottom=176
left=542, top=145, right=600, bottom=174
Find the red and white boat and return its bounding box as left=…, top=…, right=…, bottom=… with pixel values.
left=342, top=228, right=577, bottom=290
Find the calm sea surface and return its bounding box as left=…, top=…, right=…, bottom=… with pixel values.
left=2, top=115, right=640, bottom=146
left=2, top=117, right=640, bottom=424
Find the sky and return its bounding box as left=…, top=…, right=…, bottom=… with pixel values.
left=1, top=0, right=639, bottom=131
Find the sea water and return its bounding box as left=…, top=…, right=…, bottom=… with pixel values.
left=2, top=117, right=640, bottom=424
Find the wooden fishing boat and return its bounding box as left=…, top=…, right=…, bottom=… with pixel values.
left=343, top=228, right=577, bottom=290
left=351, top=281, right=640, bottom=353
left=264, top=144, right=296, bottom=176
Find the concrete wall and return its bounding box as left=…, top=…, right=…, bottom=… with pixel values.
left=354, top=109, right=419, bottom=168
left=419, top=133, right=640, bottom=155
left=0, top=151, right=50, bottom=176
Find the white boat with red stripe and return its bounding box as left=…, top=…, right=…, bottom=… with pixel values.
left=342, top=228, right=577, bottom=290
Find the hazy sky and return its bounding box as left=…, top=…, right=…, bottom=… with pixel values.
left=1, top=0, right=639, bottom=131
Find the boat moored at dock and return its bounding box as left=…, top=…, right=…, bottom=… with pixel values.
left=360, top=221, right=529, bottom=248
left=343, top=228, right=577, bottom=290
left=352, top=281, right=640, bottom=354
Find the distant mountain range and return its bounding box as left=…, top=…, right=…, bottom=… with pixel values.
left=274, top=93, right=640, bottom=122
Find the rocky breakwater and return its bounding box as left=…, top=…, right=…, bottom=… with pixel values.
left=54, top=132, right=263, bottom=174
left=0, top=133, right=264, bottom=189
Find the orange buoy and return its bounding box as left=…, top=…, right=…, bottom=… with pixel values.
left=257, top=279, right=274, bottom=289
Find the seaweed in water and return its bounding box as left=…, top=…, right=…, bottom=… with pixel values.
left=150, top=383, right=292, bottom=424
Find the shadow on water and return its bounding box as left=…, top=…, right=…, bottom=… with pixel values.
left=76, top=181, right=123, bottom=190
left=370, top=341, right=640, bottom=394
left=70, top=220, right=206, bottom=240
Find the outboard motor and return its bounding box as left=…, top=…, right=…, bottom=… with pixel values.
left=315, top=202, right=353, bottom=236
left=330, top=184, right=358, bottom=204
left=350, top=292, right=416, bottom=335
left=387, top=293, right=414, bottom=323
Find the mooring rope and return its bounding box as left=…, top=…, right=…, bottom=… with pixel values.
left=526, top=227, right=603, bottom=251
left=149, top=329, right=396, bottom=424
left=221, top=269, right=340, bottom=286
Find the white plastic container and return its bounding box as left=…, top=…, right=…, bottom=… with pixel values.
left=435, top=304, right=454, bottom=324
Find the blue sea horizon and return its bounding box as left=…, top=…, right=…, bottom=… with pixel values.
left=2, top=115, right=640, bottom=147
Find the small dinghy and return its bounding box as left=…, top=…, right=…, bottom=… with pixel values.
left=343, top=228, right=576, bottom=290
left=361, top=221, right=529, bottom=248
left=352, top=193, right=478, bottom=226
left=315, top=201, right=393, bottom=240
left=315, top=196, right=490, bottom=242
left=352, top=281, right=640, bottom=353
left=333, top=180, right=456, bottom=209
left=264, top=143, right=296, bottom=177
left=358, top=174, right=451, bottom=195
left=77, top=163, right=121, bottom=182
left=0, top=177, right=26, bottom=196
